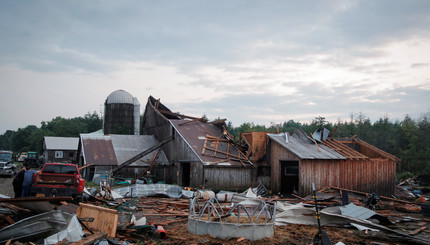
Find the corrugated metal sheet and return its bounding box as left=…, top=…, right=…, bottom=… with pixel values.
left=81, top=135, right=117, bottom=166
left=111, top=135, right=168, bottom=166
left=80, top=134, right=168, bottom=166
left=44, top=136, right=79, bottom=150
left=340, top=203, right=376, bottom=220
left=268, top=129, right=346, bottom=160
left=170, top=120, right=247, bottom=166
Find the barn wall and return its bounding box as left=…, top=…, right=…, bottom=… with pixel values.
left=203, top=166, right=257, bottom=192
left=268, top=139, right=300, bottom=193
left=143, top=100, right=259, bottom=191
left=46, top=150, right=77, bottom=163
left=300, top=159, right=396, bottom=196
left=143, top=102, right=203, bottom=186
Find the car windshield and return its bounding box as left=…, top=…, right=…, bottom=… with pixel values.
left=43, top=164, right=78, bottom=174
left=0, top=153, right=12, bottom=162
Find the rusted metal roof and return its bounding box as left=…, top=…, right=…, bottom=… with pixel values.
left=80, top=134, right=168, bottom=166
left=81, top=135, right=116, bottom=166
left=268, top=128, right=346, bottom=160
left=170, top=120, right=248, bottom=166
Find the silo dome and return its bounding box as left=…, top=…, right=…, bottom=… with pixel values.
left=103, top=89, right=140, bottom=135
left=106, top=90, right=134, bottom=104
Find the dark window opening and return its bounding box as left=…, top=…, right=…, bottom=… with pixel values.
left=280, top=160, right=299, bottom=194
left=181, top=162, right=190, bottom=187
left=258, top=166, right=271, bottom=176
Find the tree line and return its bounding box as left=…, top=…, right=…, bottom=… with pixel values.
left=0, top=112, right=102, bottom=155
left=1, top=111, right=428, bottom=181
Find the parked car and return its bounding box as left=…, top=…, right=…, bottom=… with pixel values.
left=0, top=150, right=16, bottom=176
left=17, top=152, right=27, bottom=162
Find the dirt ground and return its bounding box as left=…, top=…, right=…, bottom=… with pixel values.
left=0, top=176, right=15, bottom=197
left=1, top=183, right=430, bottom=244
left=128, top=219, right=425, bottom=245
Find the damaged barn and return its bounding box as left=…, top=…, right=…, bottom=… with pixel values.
left=77, top=131, right=170, bottom=184
left=267, top=128, right=399, bottom=196
left=142, top=96, right=259, bottom=191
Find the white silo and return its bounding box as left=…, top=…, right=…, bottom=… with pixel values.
left=103, top=90, right=140, bottom=135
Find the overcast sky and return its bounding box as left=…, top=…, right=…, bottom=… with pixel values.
left=1, top=1, right=429, bottom=134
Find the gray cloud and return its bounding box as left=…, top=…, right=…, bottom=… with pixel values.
left=176, top=83, right=430, bottom=127
left=1, top=1, right=429, bottom=133
left=2, top=1, right=429, bottom=72
left=411, top=63, right=429, bottom=68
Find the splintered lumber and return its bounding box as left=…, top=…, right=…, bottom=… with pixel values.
left=143, top=213, right=188, bottom=216
left=329, top=186, right=412, bottom=204
left=156, top=218, right=188, bottom=226
left=77, top=203, right=118, bottom=237
left=0, top=197, right=73, bottom=203
left=70, top=232, right=106, bottom=245
left=409, top=226, right=427, bottom=235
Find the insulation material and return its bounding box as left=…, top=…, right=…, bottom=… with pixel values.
left=113, top=183, right=183, bottom=199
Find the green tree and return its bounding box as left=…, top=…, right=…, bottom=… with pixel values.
left=0, top=130, right=14, bottom=150
left=11, top=125, right=39, bottom=153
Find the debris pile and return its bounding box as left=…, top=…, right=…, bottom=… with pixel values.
left=0, top=181, right=430, bottom=244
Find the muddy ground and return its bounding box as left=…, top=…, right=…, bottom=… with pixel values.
left=0, top=176, right=15, bottom=197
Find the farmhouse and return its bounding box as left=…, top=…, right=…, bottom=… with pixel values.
left=43, top=136, right=79, bottom=163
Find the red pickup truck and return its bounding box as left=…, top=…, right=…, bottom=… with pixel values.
left=31, top=163, right=85, bottom=198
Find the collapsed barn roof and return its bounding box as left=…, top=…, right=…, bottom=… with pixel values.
left=171, top=120, right=251, bottom=166
left=144, top=95, right=251, bottom=167
left=79, top=134, right=169, bottom=167
left=268, top=128, right=346, bottom=160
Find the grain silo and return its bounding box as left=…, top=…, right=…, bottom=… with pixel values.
left=103, top=90, right=140, bottom=135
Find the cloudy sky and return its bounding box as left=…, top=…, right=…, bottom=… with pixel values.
left=1, top=1, right=429, bottom=134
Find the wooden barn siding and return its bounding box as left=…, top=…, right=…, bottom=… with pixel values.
left=300, top=159, right=396, bottom=196
left=143, top=104, right=203, bottom=186
left=144, top=104, right=258, bottom=190
left=47, top=150, right=77, bottom=163
left=204, top=166, right=257, bottom=192
left=268, top=139, right=300, bottom=193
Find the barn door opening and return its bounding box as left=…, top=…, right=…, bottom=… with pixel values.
left=280, top=160, right=299, bottom=194
left=181, top=162, right=190, bottom=187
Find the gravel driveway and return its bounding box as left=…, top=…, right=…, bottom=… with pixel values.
left=0, top=176, right=15, bottom=197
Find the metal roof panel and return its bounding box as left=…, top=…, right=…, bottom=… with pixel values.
left=268, top=129, right=346, bottom=160
left=44, top=136, right=79, bottom=150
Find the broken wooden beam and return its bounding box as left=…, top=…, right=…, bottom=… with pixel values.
left=0, top=197, right=73, bottom=203
left=329, top=186, right=412, bottom=204
left=69, top=232, right=106, bottom=245
left=409, top=226, right=427, bottom=235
